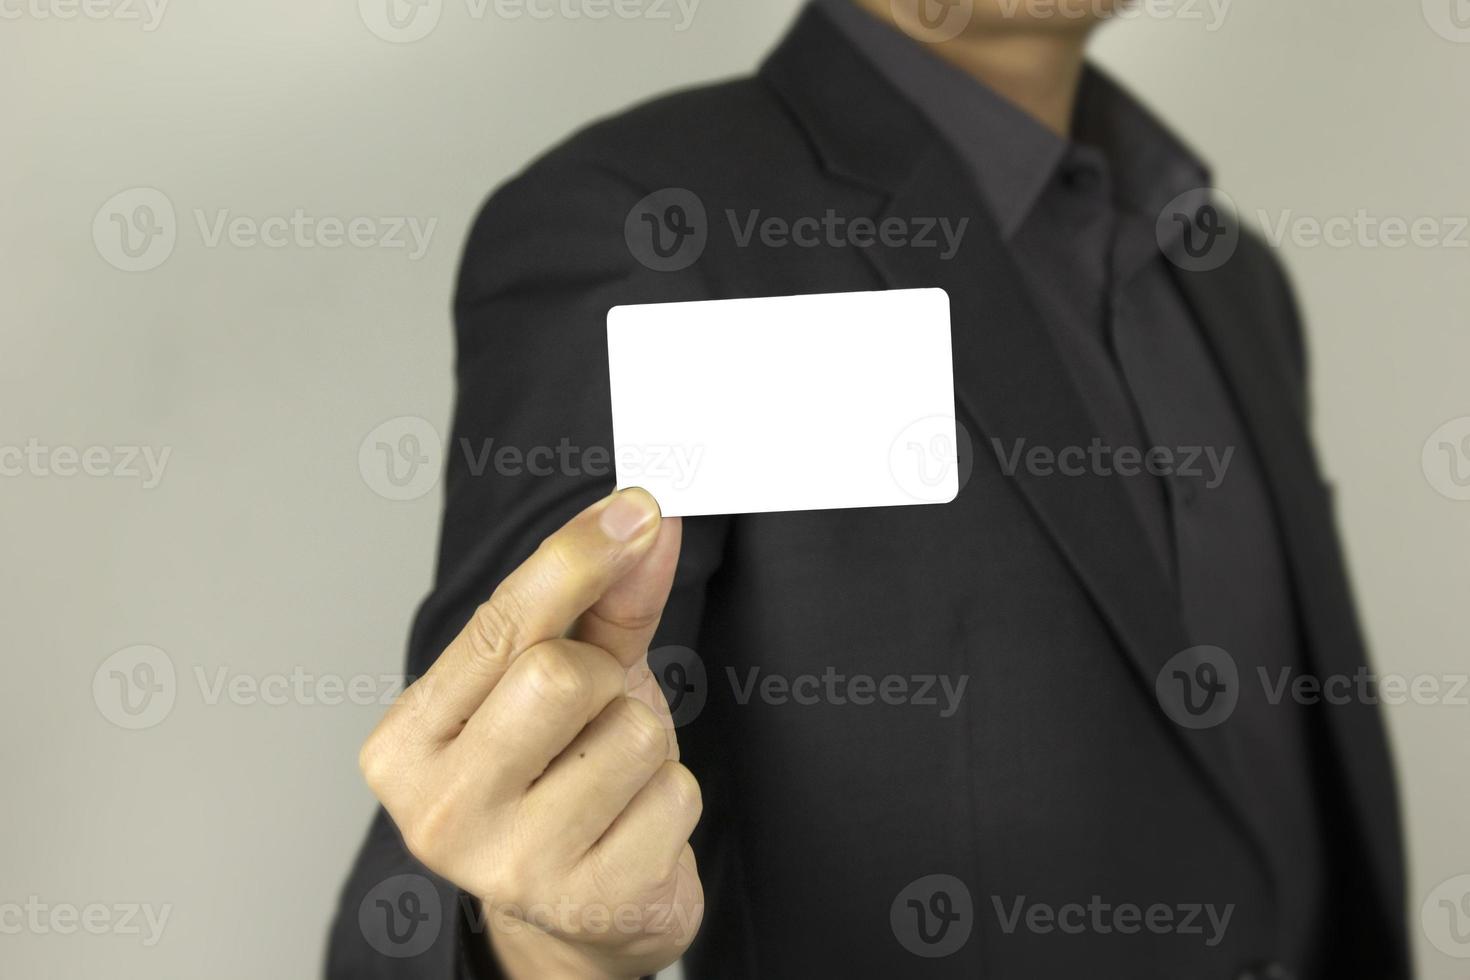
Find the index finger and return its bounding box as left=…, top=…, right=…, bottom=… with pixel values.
left=400, top=487, right=664, bottom=742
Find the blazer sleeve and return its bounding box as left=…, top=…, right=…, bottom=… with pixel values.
left=325, top=153, right=730, bottom=979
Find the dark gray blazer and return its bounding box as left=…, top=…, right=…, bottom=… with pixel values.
left=328, top=6, right=1407, bottom=978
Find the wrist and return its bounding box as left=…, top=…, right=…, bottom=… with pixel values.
left=486, top=920, right=623, bottom=980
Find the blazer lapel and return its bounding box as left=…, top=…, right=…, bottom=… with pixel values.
left=761, top=4, right=1277, bottom=880
left=1170, top=258, right=1406, bottom=924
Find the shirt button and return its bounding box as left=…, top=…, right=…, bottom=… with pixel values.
left=1061, top=164, right=1099, bottom=191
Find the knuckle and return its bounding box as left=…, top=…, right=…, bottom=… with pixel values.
left=661, top=762, right=703, bottom=818
left=482, top=852, right=536, bottom=909
left=536, top=535, right=583, bottom=579
left=357, top=728, right=396, bottom=792
left=585, top=851, right=638, bottom=905
left=611, top=699, right=669, bottom=764
left=521, top=643, right=592, bottom=709
left=400, top=794, right=458, bottom=868
left=588, top=601, right=661, bottom=635
left=395, top=674, right=442, bottom=721
left=466, top=598, right=520, bottom=675
left=536, top=534, right=603, bottom=589
left=641, top=865, right=683, bottom=910
left=590, top=852, right=675, bottom=914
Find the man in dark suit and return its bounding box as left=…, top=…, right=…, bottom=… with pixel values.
left=329, top=1, right=1409, bottom=977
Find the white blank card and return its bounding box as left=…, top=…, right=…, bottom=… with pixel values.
left=605, top=288, right=959, bottom=518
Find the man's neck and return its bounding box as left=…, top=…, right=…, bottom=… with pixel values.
left=852, top=1, right=1092, bottom=136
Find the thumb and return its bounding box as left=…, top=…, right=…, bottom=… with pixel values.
left=569, top=500, right=682, bottom=668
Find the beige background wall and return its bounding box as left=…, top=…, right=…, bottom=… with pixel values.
left=2, top=1, right=1466, bottom=976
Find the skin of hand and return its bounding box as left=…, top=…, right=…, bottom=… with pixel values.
left=358, top=488, right=704, bottom=979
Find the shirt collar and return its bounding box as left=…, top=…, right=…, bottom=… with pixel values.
left=815, top=0, right=1209, bottom=239
left=1071, top=65, right=1211, bottom=222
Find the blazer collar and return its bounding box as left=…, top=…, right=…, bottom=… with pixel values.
left=758, top=4, right=936, bottom=195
